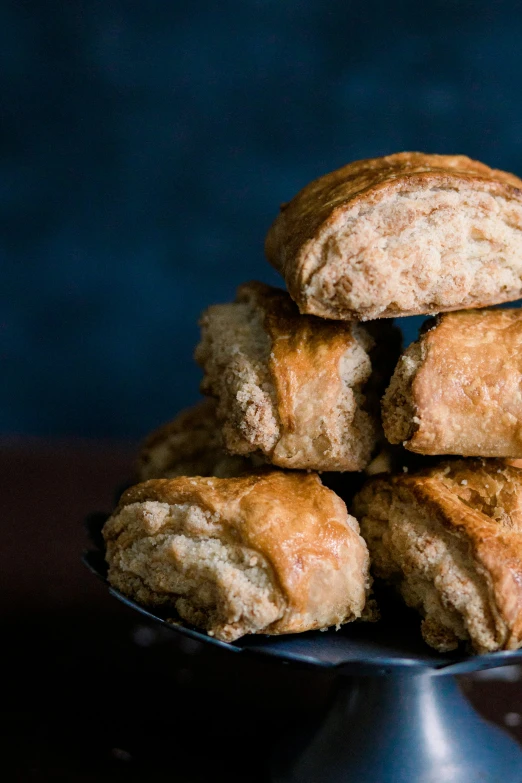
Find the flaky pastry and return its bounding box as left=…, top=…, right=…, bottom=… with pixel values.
left=104, top=471, right=371, bottom=642
left=383, top=309, right=522, bottom=457
left=265, top=152, right=522, bottom=320
left=195, top=281, right=399, bottom=471
left=353, top=459, right=522, bottom=653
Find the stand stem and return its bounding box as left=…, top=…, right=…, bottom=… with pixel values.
left=274, top=672, right=522, bottom=783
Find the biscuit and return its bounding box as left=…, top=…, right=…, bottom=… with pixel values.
left=265, top=152, right=522, bottom=320
left=103, top=471, right=371, bottom=642
left=352, top=459, right=522, bottom=653
left=195, top=281, right=400, bottom=471
left=137, top=399, right=259, bottom=480
left=382, top=309, right=522, bottom=457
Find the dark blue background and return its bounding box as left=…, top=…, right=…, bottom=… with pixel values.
left=4, top=0, right=522, bottom=439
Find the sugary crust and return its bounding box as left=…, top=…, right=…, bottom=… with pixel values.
left=137, top=399, right=256, bottom=479
left=195, top=281, right=399, bottom=472
left=265, top=152, right=522, bottom=320
left=383, top=309, right=522, bottom=457
left=353, top=459, right=522, bottom=653
left=104, top=470, right=371, bottom=640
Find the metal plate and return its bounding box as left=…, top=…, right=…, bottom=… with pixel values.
left=83, top=548, right=522, bottom=676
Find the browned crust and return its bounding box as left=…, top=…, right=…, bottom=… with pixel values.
left=354, top=459, right=522, bottom=651
left=196, top=281, right=399, bottom=471
left=111, top=470, right=370, bottom=634
left=238, top=281, right=366, bottom=459
left=506, top=459, right=522, bottom=470
left=408, top=479, right=522, bottom=650
left=265, top=152, right=522, bottom=318
left=385, top=309, right=522, bottom=457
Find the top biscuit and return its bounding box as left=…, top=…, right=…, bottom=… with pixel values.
left=265, top=152, right=522, bottom=320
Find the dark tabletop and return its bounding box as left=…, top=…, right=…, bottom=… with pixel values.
left=2, top=437, right=521, bottom=781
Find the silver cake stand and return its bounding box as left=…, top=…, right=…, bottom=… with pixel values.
left=84, top=513, right=522, bottom=783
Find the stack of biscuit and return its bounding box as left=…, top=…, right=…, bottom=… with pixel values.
left=103, top=152, right=522, bottom=654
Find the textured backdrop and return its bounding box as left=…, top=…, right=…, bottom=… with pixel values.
left=3, top=0, right=522, bottom=437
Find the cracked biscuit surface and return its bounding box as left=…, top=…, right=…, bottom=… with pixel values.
left=104, top=470, right=372, bottom=642
left=353, top=459, right=522, bottom=653
left=195, top=281, right=399, bottom=472
left=265, top=152, right=522, bottom=320
left=382, top=309, right=522, bottom=457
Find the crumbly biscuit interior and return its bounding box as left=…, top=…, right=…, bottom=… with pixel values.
left=305, top=188, right=522, bottom=319
left=196, top=296, right=379, bottom=469
left=195, top=302, right=281, bottom=455
left=359, top=486, right=502, bottom=652
left=381, top=341, right=424, bottom=445
left=104, top=500, right=285, bottom=642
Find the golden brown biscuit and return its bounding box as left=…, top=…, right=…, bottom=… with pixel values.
left=265, top=152, right=522, bottom=320
left=137, top=399, right=259, bottom=480
left=352, top=459, right=522, bottom=653
left=103, top=471, right=371, bottom=642
left=195, top=281, right=400, bottom=472
left=383, top=309, right=522, bottom=457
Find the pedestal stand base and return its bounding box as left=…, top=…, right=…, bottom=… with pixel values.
left=83, top=546, right=522, bottom=783
left=274, top=673, right=522, bottom=783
